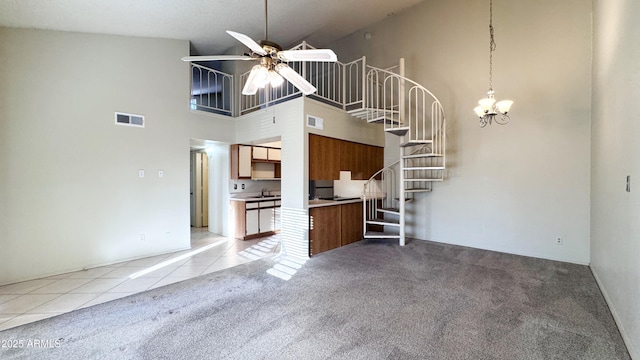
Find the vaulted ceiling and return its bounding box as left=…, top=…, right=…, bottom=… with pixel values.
left=0, top=0, right=424, bottom=55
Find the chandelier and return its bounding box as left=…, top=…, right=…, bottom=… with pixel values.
left=473, top=0, right=513, bottom=127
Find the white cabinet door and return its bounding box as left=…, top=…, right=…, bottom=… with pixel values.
left=246, top=209, right=260, bottom=236
left=239, top=145, right=252, bottom=178
left=268, top=148, right=281, bottom=161
left=259, top=207, right=275, bottom=232
left=252, top=146, right=268, bottom=160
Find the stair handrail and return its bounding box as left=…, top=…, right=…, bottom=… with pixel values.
left=364, top=65, right=446, bottom=157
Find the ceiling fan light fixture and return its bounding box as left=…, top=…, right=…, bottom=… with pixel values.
left=268, top=70, right=284, bottom=87
left=252, top=65, right=270, bottom=88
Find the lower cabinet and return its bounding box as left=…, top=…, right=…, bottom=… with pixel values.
left=309, top=202, right=363, bottom=256
left=245, top=209, right=260, bottom=237
left=309, top=206, right=341, bottom=256
left=340, top=202, right=363, bottom=246
left=259, top=207, right=275, bottom=232
left=231, top=199, right=280, bottom=240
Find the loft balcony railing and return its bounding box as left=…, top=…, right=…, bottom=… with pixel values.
left=189, top=64, right=234, bottom=116
left=187, top=41, right=367, bottom=117
left=238, top=42, right=367, bottom=115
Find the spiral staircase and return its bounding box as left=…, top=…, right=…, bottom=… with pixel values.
left=348, top=59, right=446, bottom=246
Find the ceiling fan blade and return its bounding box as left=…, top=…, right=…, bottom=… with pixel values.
left=275, top=63, right=317, bottom=95
left=277, top=49, right=338, bottom=62
left=181, top=55, right=254, bottom=62
left=226, top=30, right=267, bottom=56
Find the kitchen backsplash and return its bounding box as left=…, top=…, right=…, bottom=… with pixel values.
left=230, top=179, right=281, bottom=195
left=334, top=171, right=369, bottom=198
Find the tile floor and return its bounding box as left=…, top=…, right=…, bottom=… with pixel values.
left=0, top=228, right=281, bottom=331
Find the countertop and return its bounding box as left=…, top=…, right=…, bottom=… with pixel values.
left=230, top=196, right=281, bottom=202
left=230, top=195, right=362, bottom=207
left=308, top=198, right=362, bottom=208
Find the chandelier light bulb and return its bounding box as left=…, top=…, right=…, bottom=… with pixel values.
left=478, top=97, right=496, bottom=113
left=473, top=106, right=485, bottom=118
left=496, top=100, right=513, bottom=114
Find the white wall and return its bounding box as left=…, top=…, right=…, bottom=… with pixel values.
left=331, top=0, right=593, bottom=264
left=205, top=143, right=231, bottom=237
left=591, top=0, right=640, bottom=357
left=0, top=28, right=235, bottom=285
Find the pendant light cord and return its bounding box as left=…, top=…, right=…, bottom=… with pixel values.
left=488, top=0, right=496, bottom=92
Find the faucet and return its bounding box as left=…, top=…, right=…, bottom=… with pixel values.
left=261, top=188, right=268, bottom=197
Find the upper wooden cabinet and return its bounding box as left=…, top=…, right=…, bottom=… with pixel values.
left=309, top=134, right=383, bottom=180
left=364, top=144, right=384, bottom=180
left=252, top=146, right=268, bottom=160
left=231, top=144, right=252, bottom=179
left=268, top=148, right=281, bottom=161
left=231, top=144, right=282, bottom=180
left=309, top=134, right=341, bottom=180
left=339, top=140, right=363, bottom=179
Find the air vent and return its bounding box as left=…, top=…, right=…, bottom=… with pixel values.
left=115, top=112, right=145, bottom=128
left=307, top=115, right=324, bottom=130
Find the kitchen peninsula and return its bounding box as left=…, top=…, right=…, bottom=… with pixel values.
left=308, top=198, right=363, bottom=256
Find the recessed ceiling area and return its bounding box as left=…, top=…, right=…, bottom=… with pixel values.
left=0, top=0, right=424, bottom=55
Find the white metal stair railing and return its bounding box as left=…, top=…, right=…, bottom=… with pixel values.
left=354, top=59, right=447, bottom=246
left=362, top=162, right=401, bottom=240
left=362, top=143, right=445, bottom=244
left=349, top=59, right=446, bottom=154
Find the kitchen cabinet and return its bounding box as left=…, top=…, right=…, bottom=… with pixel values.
left=245, top=208, right=260, bottom=237
left=231, top=144, right=282, bottom=180
left=309, top=134, right=383, bottom=181
left=309, top=201, right=363, bottom=256
left=309, top=205, right=341, bottom=255
left=268, top=148, right=281, bottom=161
left=259, top=207, right=275, bottom=232
left=252, top=146, right=268, bottom=160
left=340, top=140, right=363, bottom=179
left=231, top=144, right=252, bottom=179
left=364, top=144, right=384, bottom=180
left=309, top=134, right=341, bottom=180
left=340, top=202, right=363, bottom=246
left=231, top=198, right=281, bottom=240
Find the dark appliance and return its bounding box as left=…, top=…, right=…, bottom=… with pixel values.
left=309, top=180, right=334, bottom=200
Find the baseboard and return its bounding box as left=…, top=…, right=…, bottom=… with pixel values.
left=411, top=237, right=590, bottom=266
left=590, top=267, right=637, bottom=359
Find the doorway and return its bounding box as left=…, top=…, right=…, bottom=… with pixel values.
left=190, top=151, right=209, bottom=228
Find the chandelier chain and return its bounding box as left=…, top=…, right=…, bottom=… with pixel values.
left=488, top=0, right=496, bottom=91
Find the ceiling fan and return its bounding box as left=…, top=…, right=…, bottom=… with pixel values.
left=181, top=0, right=338, bottom=96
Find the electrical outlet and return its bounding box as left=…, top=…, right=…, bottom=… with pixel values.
left=140, top=234, right=146, bottom=242
left=241, top=183, right=245, bottom=190
left=556, top=237, right=563, bottom=245
left=234, top=183, right=237, bottom=190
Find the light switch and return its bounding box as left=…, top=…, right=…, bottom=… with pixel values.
left=158, top=170, right=164, bottom=178
left=138, top=169, right=145, bottom=178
